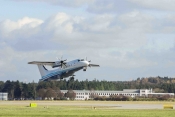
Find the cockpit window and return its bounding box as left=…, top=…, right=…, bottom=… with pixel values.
left=78, top=59, right=84, bottom=61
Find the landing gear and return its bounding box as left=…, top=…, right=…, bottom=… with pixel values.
left=58, top=77, right=63, bottom=81
left=70, top=77, right=74, bottom=80
left=69, top=75, right=75, bottom=80
left=83, top=67, right=87, bottom=71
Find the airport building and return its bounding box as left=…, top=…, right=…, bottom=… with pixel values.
left=0, top=92, right=8, bottom=100
left=61, top=89, right=174, bottom=100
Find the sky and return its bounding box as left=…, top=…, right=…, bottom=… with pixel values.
left=1, top=0, right=175, bottom=82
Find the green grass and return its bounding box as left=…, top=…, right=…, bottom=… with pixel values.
left=0, top=105, right=175, bottom=117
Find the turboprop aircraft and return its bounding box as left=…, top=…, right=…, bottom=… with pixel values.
left=28, top=58, right=99, bottom=81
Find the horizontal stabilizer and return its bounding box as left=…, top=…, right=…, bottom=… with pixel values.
left=28, top=61, right=54, bottom=66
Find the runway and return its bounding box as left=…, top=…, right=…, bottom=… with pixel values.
left=0, top=101, right=174, bottom=109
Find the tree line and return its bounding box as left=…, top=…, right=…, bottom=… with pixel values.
left=0, top=76, right=175, bottom=99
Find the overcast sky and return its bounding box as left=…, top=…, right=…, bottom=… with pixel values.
left=0, top=0, right=175, bottom=82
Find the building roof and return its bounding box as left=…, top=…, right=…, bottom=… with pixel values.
left=61, top=89, right=140, bottom=93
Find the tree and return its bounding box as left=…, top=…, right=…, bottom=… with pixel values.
left=0, top=81, right=4, bottom=91
left=45, top=88, right=57, bottom=100
left=65, top=89, right=76, bottom=100
left=14, top=81, right=21, bottom=99
left=54, top=87, right=64, bottom=99
left=38, top=88, right=46, bottom=100
left=32, top=81, right=37, bottom=99
left=2, top=80, right=14, bottom=99
left=21, top=83, right=29, bottom=99
left=90, top=88, right=98, bottom=99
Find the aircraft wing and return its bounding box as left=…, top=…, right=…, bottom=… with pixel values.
left=28, top=61, right=55, bottom=66
left=89, top=64, right=100, bottom=67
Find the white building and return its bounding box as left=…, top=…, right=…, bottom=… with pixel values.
left=61, top=89, right=174, bottom=100
left=0, top=92, right=8, bottom=100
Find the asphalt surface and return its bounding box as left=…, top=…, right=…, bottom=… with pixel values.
left=0, top=101, right=174, bottom=109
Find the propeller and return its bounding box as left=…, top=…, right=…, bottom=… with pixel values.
left=86, top=57, right=99, bottom=67
left=60, top=59, right=67, bottom=68
left=53, top=56, right=67, bottom=68
left=86, top=57, right=91, bottom=63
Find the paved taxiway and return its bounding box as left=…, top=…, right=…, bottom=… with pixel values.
left=0, top=101, right=174, bottom=109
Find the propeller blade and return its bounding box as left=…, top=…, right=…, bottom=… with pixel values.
left=89, top=64, right=100, bottom=67
left=63, top=63, right=67, bottom=67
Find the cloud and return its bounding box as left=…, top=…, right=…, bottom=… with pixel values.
left=0, top=12, right=170, bottom=63
left=11, top=0, right=175, bottom=16
left=119, top=10, right=154, bottom=30
left=159, top=14, right=175, bottom=33
left=0, top=17, right=43, bottom=32
left=0, top=43, right=65, bottom=81
left=12, top=0, right=95, bottom=7
left=87, top=0, right=116, bottom=14
left=8, top=0, right=137, bottom=15
left=1, top=9, right=175, bottom=81
left=130, top=0, right=175, bottom=11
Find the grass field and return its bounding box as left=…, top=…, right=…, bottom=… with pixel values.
left=0, top=101, right=175, bottom=117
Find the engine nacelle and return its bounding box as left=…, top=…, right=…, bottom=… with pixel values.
left=52, top=65, right=60, bottom=68
left=52, top=61, right=61, bottom=68
left=55, top=61, right=61, bottom=65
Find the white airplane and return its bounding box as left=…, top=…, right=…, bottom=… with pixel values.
left=28, top=58, right=99, bottom=81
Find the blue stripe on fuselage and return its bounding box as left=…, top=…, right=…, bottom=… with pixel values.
left=41, top=66, right=82, bottom=80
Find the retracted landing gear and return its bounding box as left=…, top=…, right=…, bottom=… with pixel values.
left=70, top=75, right=75, bottom=81
left=70, top=77, right=74, bottom=80
left=58, top=77, right=64, bottom=81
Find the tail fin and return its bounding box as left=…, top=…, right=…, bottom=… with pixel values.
left=37, top=65, right=48, bottom=77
